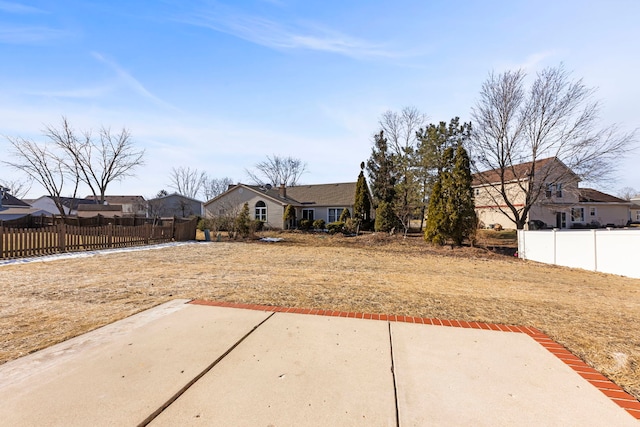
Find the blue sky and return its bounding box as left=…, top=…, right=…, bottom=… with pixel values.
left=1, top=0, right=639, bottom=199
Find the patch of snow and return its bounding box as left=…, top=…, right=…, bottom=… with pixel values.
left=260, top=237, right=283, bottom=243
left=0, top=241, right=200, bottom=267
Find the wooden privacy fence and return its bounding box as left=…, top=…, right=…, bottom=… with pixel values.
left=0, top=217, right=198, bottom=260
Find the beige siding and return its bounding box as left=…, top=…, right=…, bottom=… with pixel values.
left=205, top=188, right=285, bottom=229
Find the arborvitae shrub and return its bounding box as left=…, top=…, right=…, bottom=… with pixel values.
left=312, top=219, right=326, bottom=230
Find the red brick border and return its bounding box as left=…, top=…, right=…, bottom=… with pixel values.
left=189, top=299, right=640, bottom=419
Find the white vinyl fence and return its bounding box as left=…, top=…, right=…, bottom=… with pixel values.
left=517, top=229, right=640, bottom=279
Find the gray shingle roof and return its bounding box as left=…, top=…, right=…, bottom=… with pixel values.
left=247, top=183, right=357, bottom=207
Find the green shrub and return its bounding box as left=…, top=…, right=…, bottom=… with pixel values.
left=312, top=219, right=326, bottom=230
left=299, top=219, right=313, bottom=231
left=283, top=204, right=296, bottom=229
left=374, top=201, right=397, bottom=232
left=197, top=218, right=212, bottom=231
left=338, top=208, right=351, bottom=222
left=251, top=219, right=265, bottom=233
left=327, top=221, right=344, bottom=234
left=343, top=218, right=359, bottom=234
left=235, top=203, right=251, bottom=238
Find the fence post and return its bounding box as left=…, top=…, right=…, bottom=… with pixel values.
left=0, top=224, right=3, bottom=259
left=552, top=228, right=557, bottom=265
left=57, top=222, right=66, bottom=253
left=593, top=229, right=598, bottom=273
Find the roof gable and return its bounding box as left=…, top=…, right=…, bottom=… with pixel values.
left=472, top=157, right=577, bottom=186
left=1, top=193, right=30, bottom=207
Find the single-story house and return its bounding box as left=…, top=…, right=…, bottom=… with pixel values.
left=77, top=204, right=123, bottom=218
left=85, top=195, right=147, bottom=216
left=0, top=190, right=51, bottom=221
left=473, top=157, right=631, bottom=229
left=25, top=196, right=97, bottom=217
left=630, top=196, right=640, bottom=224
left=147, top=192, right=203, bottom=218
left=204, top=182, right=364, bottom=229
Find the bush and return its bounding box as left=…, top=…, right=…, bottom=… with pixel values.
left=326, top=221, right=345, bottom=234
left=283, top=204, right=296, bottom=229
left=338, top=208, right=351, bottom=222
left=312, top=219, right=326, bottom=230
left=374, top=202, right=397, bottom=233
left=197, top=218, right=212, bottom=231
left=251, top=220, right=265, bottom=233
left=343, top=218, right=359, bottom=234
left=235, top=203, right=251, bottom=237
left=299, top=219, right=313, bottom=231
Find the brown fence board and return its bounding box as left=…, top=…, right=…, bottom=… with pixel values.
left=0, top=218, right=195, bottom=260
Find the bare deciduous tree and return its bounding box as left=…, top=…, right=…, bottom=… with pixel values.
left=0, top=178, right=32, bottom=199
left=168, top=166, right=206, bottom=199
left=48, top=117, right=144, bottom=204
left=617, top=187, right=639, bottom=201
left=470, top=64, right=636, bottom=229
left=4, top=117, right=144, bottom=214
left=4, top=136, right=78, bottom=217
left=246, top=155, right=307, bottom=187
left=203, top=176, right=233, bottom=201
left=377, top=106, right=428, bottom=232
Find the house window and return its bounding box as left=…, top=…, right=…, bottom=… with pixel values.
left=475, top=188, right=479, bottom=196
left=255, top=201, right=267, bottom=221
left=590, top=207, right=596, bottom=217
left=302, top=209, right=314, bottom=221
left=636, top=211, right=640, bottom=221
left=546, top=183, right=553, bottom=198
left=328, top=208, right=344, bottom=223
left=555, top=183, right=563, bottom=198
left=571, top=207, right=584, bottom=223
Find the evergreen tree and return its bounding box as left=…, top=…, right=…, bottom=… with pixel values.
left=338, top=208, right=351, bottom=222
left=415, top=117, right=472, bottom=230
left=283, top=204, right=296, bottom=230
left=366, top=131, right=396, bottom=204
left=447, top=145, right=477, bottom=245
left=424, top=179, right=446, bottom=244
left=353, top=162, right=372, bottom=226
left=424, top=148, right=456, bottom=245
left=374, top=201, right=397, bottom=233
left=235, top=202, right=251, bottom=237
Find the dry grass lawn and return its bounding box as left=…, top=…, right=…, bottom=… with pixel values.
left=1, top=231, right=638, bottom=400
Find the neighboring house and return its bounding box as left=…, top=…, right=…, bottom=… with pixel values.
left=0, top=189, right=51, bottom=221
left=473, top=157, right=630, bottom=229
left=26, top=196, right=97, bottom=216
left=147, top=193, right=203, bottom=218
left=85, top=195, right=147, bottom=216
left=204, top=182, right=363, bottom=229
left=630, top=196, right=640, bottom=224
left=575, top=189, right=629, bottom=227
left=77, top=204, right=123, bottom=218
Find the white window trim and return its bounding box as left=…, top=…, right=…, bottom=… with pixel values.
left=571, top=207, right=584, bottom=223
left=327, top=207, right=344, bottom=223
left=255, top=201, right=267, bottom=222
left=302, top=208, right=315, bottom=221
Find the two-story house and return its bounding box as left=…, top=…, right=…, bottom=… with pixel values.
left=473, top=157, right=630, bottom=229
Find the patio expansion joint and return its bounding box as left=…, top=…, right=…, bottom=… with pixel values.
left=137, top=309, right=276, bottom=427
left=188, top=299, right=640, bottom=420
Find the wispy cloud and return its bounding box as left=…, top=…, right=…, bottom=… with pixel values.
left=91, top=52, right=177, bottom=110
left=25, top=86, right=115, bottom=99
left=180, top=5, right=400, bottom=59
left=0, top=26, right=68, bottom=44
left=497, top=51, right=558, bottom=73
left=0, top=1, right=46, bottom=14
